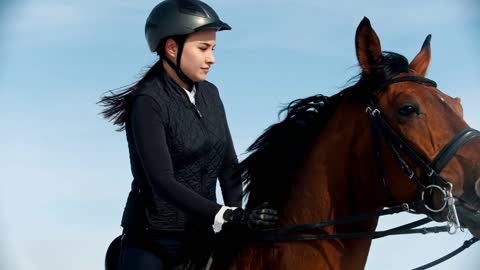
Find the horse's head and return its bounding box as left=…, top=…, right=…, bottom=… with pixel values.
left=355, top=17, right=480, bottom=238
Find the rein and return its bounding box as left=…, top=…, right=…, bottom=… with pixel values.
left=253, top=76, right=480, bottom=269
left=254, top=202, right=448, bottom=242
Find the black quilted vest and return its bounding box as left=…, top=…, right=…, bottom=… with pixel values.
left=121, top=70, right=231, bottom=233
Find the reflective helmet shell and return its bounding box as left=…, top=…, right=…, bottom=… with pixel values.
left=145, top=0, right=231, bottom=52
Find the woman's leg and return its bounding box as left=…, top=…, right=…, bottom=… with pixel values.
left=119, top=246, right=166, bottom=270
left=118, top=234, right=166, bottom=270
left=118, top=231, right=187, bottom=270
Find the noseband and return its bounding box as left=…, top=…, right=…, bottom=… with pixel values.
left=254, top=75, right=480, bottom=270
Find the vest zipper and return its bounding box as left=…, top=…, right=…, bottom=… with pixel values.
left=191, top=103, right=203, bottom=118
left=178, top=86, right=202, bottom=119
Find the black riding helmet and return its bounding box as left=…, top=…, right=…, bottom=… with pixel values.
left=145, top=0, right=231, bottom=87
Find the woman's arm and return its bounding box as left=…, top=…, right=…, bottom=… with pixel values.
left=218, top=124, right=242, bottom=208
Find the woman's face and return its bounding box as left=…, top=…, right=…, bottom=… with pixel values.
left=180, top=30, right=217, bottom=82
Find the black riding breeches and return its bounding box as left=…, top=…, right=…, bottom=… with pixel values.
left=118, top=230, right=187, bottom=270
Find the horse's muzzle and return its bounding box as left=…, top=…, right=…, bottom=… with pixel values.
left=475, top=177, right=480, bottom=198
left=457, top=205, right=480, bottom=239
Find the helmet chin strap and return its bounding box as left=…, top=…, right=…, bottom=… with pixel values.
left=162, top=36, right=194, bottom=89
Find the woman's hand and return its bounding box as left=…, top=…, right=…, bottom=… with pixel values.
left=223, top=202, right=278, bottom=230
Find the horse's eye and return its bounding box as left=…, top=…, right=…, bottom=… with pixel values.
left=398, top=104, right=418, bottom=116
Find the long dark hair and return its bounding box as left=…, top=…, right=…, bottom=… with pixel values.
left=98, top=35, right=185, bottom=131
left=97, top=60, right=163, bottom=131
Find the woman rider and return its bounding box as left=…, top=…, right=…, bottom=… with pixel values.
left=99, top=0, right=278, bottom=269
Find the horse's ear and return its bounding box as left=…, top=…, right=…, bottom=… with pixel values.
left=409, top=35, right=432, bottom=76
left=355, top=17, right=382, bottom=75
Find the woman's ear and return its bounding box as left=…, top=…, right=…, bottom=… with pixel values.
left=164, top=38, right=178, bottom=60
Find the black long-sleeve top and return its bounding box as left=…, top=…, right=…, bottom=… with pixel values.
left=120, top=70, right=242, bottom=233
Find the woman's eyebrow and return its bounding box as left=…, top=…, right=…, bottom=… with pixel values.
left=198, top=42, right=215, bottom=47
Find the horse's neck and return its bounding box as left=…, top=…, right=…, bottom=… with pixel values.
left=283, top=101, right=382, bottom=218
left=230, top=102, right=386, bottom=270
left=278, top=103, right=383, bottom=270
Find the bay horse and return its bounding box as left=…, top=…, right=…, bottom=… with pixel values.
left=217, top=17, right=480, bottom=270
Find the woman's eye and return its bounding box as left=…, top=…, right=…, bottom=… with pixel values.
left=398, top=104, right=418, bottom=116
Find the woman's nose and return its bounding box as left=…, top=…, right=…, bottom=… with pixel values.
left=207, top=51, right=215, bottom=64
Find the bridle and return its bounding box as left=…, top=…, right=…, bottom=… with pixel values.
left=253, top=76, right=480, bottom=270
left=366, top=76, right=480, bottom=224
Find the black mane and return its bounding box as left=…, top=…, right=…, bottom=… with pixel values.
left=239, top=51, right=409, bottom=209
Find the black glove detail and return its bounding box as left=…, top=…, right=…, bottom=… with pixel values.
left=223, top=202, right=278, bottom=230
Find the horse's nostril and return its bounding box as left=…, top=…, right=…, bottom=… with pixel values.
left=476, top=178, right=480, bottom=198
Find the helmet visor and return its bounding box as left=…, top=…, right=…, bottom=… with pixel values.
left=195, top=21, right=232, bottom=32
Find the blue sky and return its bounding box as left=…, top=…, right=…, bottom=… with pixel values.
left=1, top=0, right=479, bottom=269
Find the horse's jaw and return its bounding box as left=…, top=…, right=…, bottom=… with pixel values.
left=454, top=177, right=480, bottom=238
left=457, top=205, right=480, bottom=238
